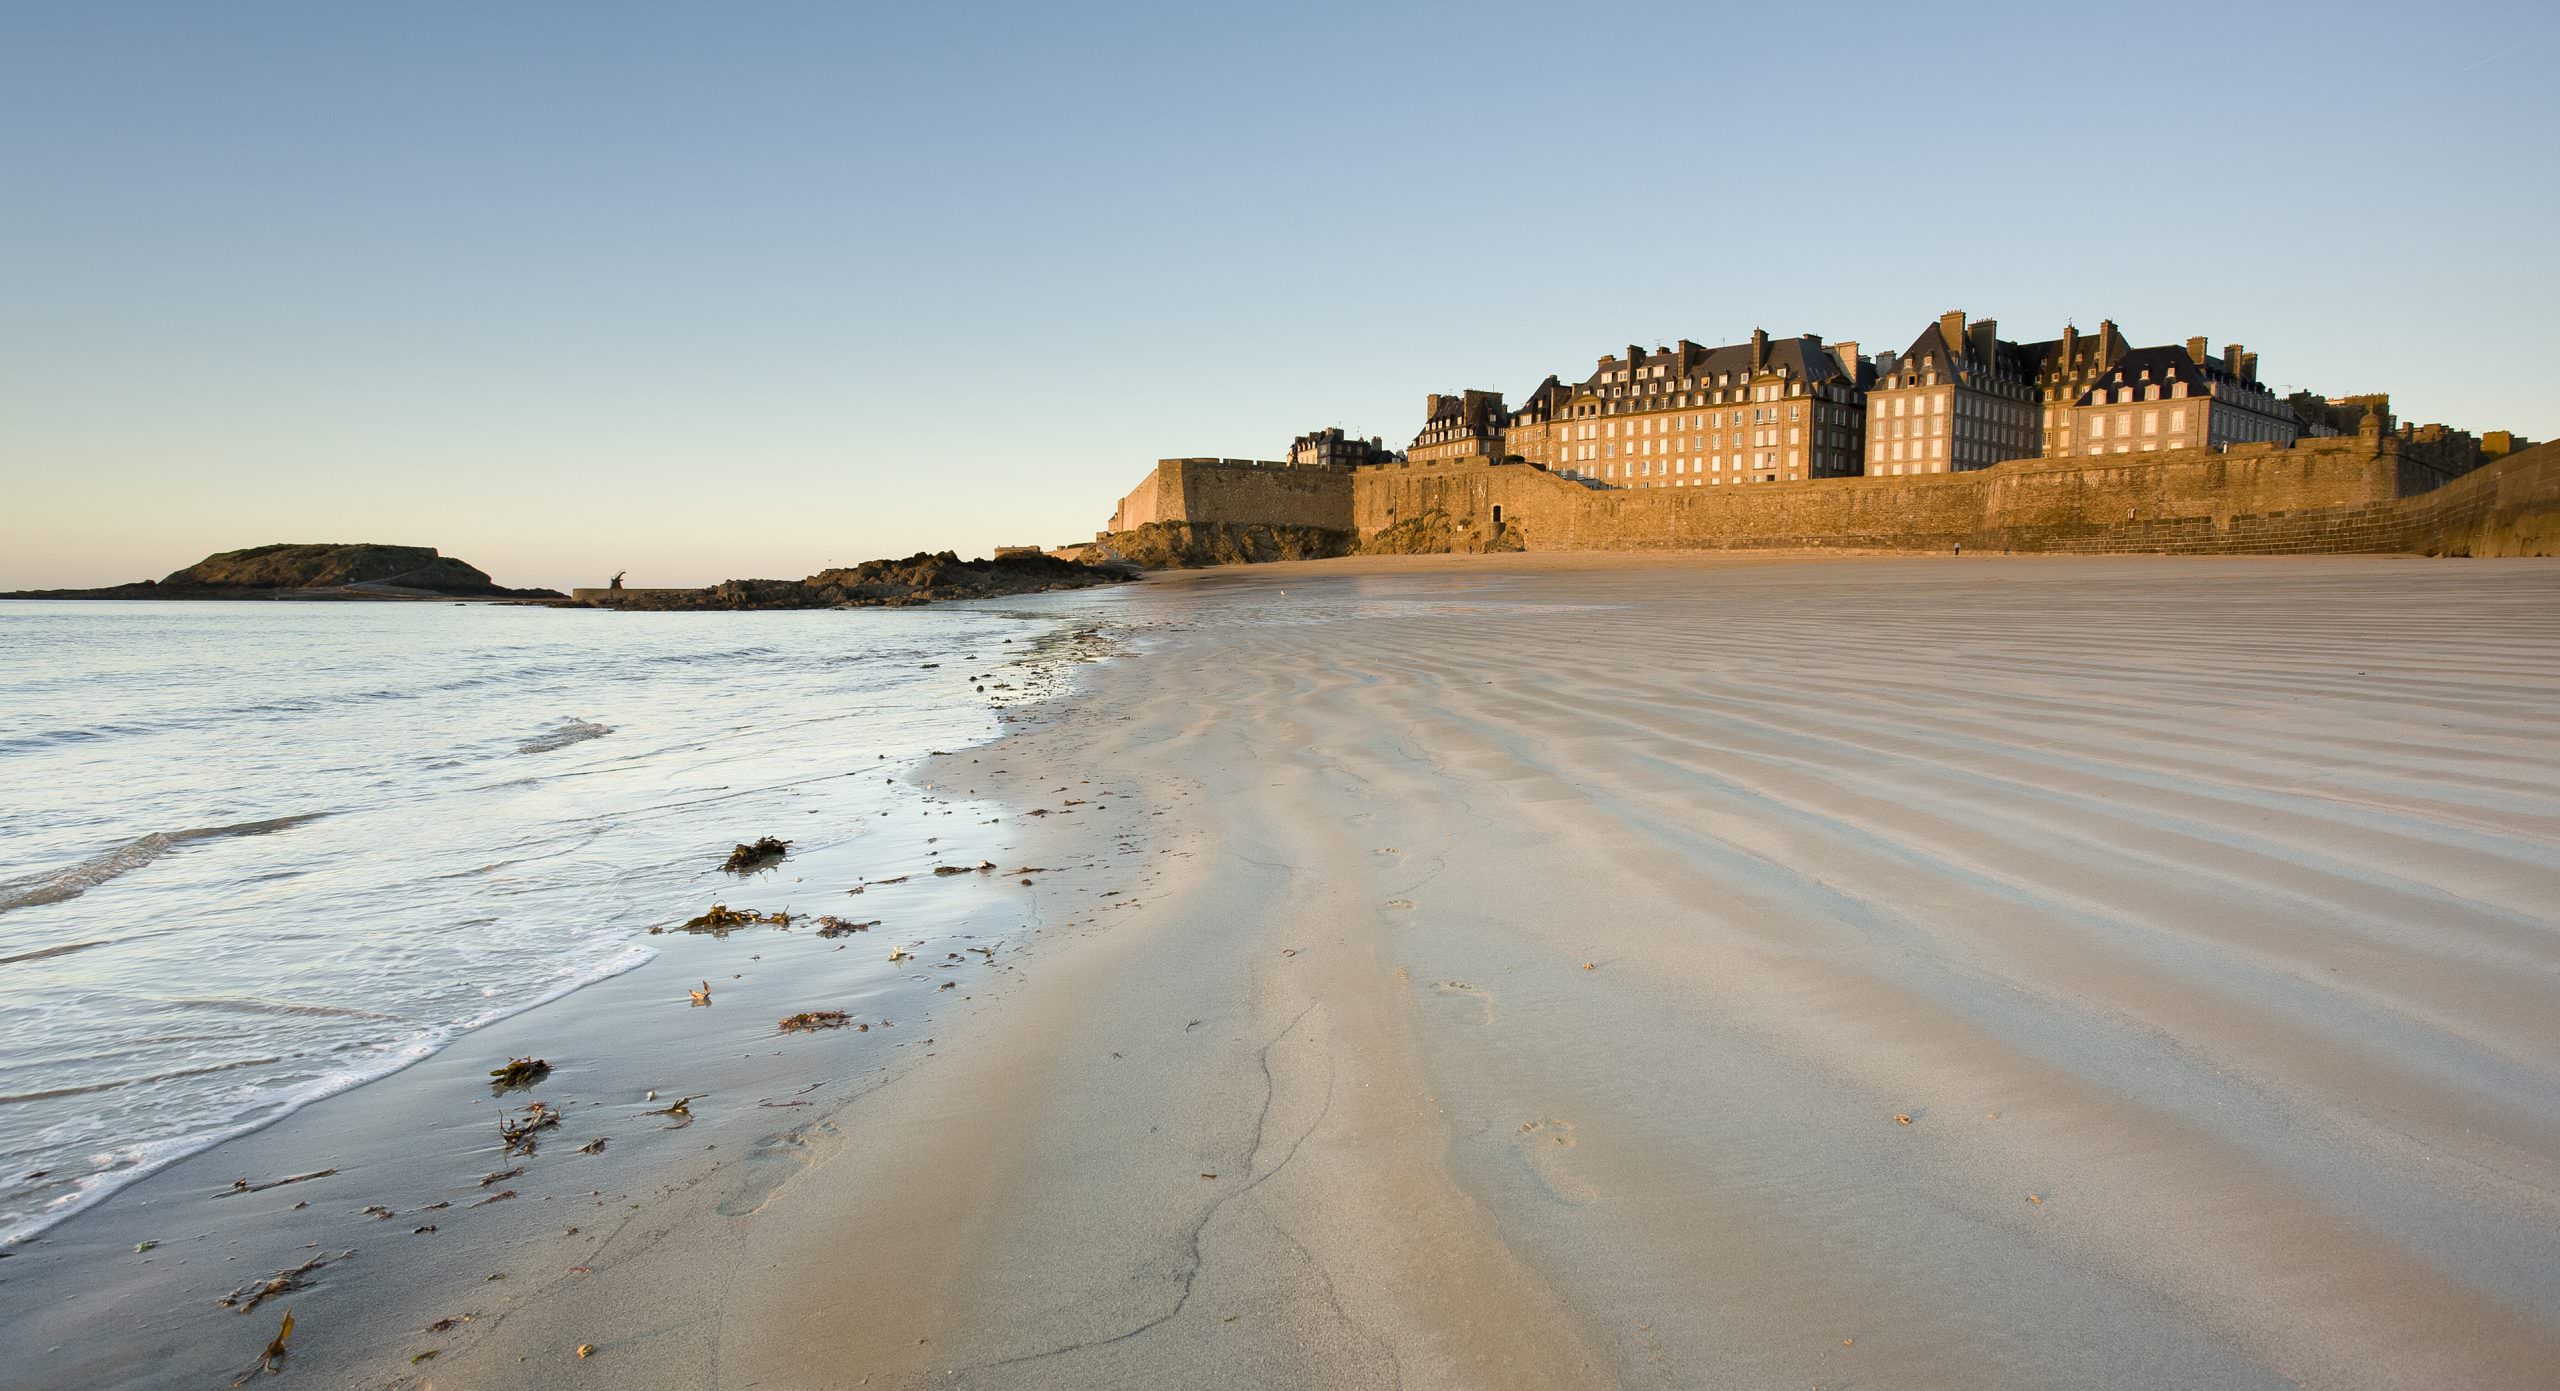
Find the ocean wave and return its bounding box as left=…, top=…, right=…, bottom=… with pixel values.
left=0, top=1056, right=284, bottom=1106
left=0, top=814, right=324, bottom=915
left=518, top=718, right=614, bottom=755
left=0, top=938, right=111, bottom=967
left=163, top=996, right=405, bottom=1022
left=0, top=939, right=655, bottom=1247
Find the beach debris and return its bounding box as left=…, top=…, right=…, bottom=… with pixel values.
left=815, top=915, right=877, bottom=937
left=2027, top=1193, right=2043, bottom=1205
left=220, top=1251, right=349, bottom=1313
left=649, top=1094, right=703, bottom=1129
left=1581, top=962, right=1595, bottom=970
left=888, top=948, right=912, bottom=962
left=474, top=1189, right=518, bottom=1207
left=480, top=1165, right=525, bottom=1188
left=361, top=1204, right=395, bottom=1220
left=689, top=980, right=713, bottom=1006
left=578, top=1343, right=597, bottom=1359
left=411, top=1350, right=440, bottom=1365
left=424, top=1317, right=468, bottom=1333
left=220, top=1168, right=337, bottom=1197
left=413, top=1224, right=438, bottom=1234
left=500, top=1101, right=562, bottom=1155
left=722, top=837, right=791, bottom=873
left=778, top=1010, right=852, bottom=1033
left=938, top=981, right=956, bottom=991
left=228, top=1309, right=295, bottom=1386
left=135, top=1240, right=158, bottom=1253
left=577, top=1137, right=608, bottom=1155
left=1893, top=1114, right=1914, bottom=1126
left=673, top=904, right=776, bottom=935
left=489, top=1056, right=550, bottom=1090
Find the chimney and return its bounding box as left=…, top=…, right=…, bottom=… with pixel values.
left=1971, top=318, right=1998, bottom=364
left=2186, top=336, right=2209, bottom=364
left=2224, top=343, right=2245, bottom=376
left=2099, top=319, right=2122, bottom=370
left=1831, top=341, right=1858, bottom=377
left=1938, top=310, right=1967, bottom=352
left=2239, top=350, right=2258, bottom=383
left=1751, top=328, right=1768, bottom=369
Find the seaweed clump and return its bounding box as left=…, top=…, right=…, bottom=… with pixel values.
left=778, top=1010, right=852, bottom=1033
left=488, top=1056, right=550, bottom=1090
left=722, top=837, right=791, bottom=873
left=667, top=904, right=782, bottom=936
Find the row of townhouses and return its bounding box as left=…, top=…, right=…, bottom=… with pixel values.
left=1297, top=312, right=2495, bottom=491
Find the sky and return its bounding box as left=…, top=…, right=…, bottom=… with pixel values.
left=3, top=1, right=2554, bottom=591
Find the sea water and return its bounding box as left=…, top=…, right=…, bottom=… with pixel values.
left=0, top=599, right=1052, bottom=1244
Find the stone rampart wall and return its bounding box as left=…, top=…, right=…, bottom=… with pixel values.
left=1341, top=437, right=2560, bottom=557
left=1108, top=459, right=1353, bottom=535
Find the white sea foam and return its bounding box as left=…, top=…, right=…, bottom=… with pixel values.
left=0, top=598, right=1067, bottom=1245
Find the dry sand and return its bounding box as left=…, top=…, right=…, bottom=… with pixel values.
left=10, top=553, right=2559, bottom=1389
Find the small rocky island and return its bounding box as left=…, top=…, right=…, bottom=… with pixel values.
left=578, top=550, right=1133, bottom=610
left=3, top=543, right=562, bottom=600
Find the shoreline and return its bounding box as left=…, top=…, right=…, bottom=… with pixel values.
left=8, top=554, right=2559, bottom=1389
left=0, top=602, right=1136, bottom=1388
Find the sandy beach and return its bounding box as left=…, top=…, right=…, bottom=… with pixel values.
left=8, top=553, right=2559, bottom=1389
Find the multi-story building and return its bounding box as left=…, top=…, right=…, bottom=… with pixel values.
left=1407, top=390, right=1510, bottom=462
left=2069, top=338, right=2295, bottom=454
left=2020, top=320, right=2130, bottom=456
left=1288, top=427, right=1396, bottom=468
left=1499, top=377, right=1572, bottom=470
left=1533, top=330, right=1869, bottom=489
left=1864, top=312, right=2042, bottom=475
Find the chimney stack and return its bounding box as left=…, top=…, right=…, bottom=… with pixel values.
left=1939, top=310, right=1967, bottom=351
left=1832, top=341, right=1858, bottom=377
left=2186, top=336, right=2209, bottom=364
left=2225, top=343, right=2246, bottom=377
left=2099, top=319, right=2122, bottom=370
left=1751, top=328, right=1769, bottom=369
left=2239, top=350, right=2258, bottom=384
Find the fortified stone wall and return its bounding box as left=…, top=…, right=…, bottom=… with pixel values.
left=1343, top=436, right=2556, bottom=555
left=1107, top=459, right=1354, bottom=535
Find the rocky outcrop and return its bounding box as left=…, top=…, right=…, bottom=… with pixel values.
left=583, top=550, right=1134, bottom=611
left=1359, top=511, right=1523, bottom=556
left=4, top=544, right=560, bottom=600
left=1084, top=522, right=1355, bottom=570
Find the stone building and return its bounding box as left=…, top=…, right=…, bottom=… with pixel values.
left=2020, top=320, right=2130, bottom=456
left=1498, top=377, right=1573, bottom=470
left=1288, top=427, right=1396, bottom=469
left=1407, top=389, right=1511, bottom=463
left=2070, top=338, right=2295, bottom=454
left=1865, top=311, right=2043, bottom=475
left=1529, top=330, right=1870, bottom=489
left=2292, top=392, right=2392, bottom=438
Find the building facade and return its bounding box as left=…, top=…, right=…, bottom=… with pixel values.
left=1532, top=330, right=1870, bottom=489
left=1865, top=312, right=2042, bottom=475
left=1407, top=390, right=1511, bottom=463
left=2069, top=339, right=2295, bottom=455
left=1288, top=427, right=1396, bottom=469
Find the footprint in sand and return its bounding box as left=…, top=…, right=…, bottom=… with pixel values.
left=1429, top=979, right=1495, bottom=1026
left=1514, top=1118, right=1597, bottom=1206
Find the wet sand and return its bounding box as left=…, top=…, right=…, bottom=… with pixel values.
left=11, top=553, right=2560, bottom=1388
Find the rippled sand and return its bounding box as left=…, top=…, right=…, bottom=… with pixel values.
left=18, top=554, right=2553, bottom=1390
left=720, top=554, right=2560, bottom=1390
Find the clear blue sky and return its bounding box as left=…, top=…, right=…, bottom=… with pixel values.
left=4, top=1, right=2553, bottom=590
